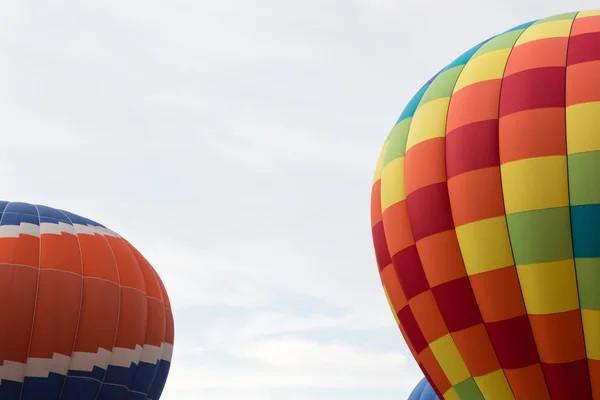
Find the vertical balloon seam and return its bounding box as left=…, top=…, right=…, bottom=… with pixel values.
left=18, top=204, right=42, bottom=400
left=440, top=35, right=516, bottom=399
left=0, top=202, right=42, bottom=397
left=569, top=10, right=600, bottom=397
left=373, top=99, right=446, bottom=394
left=379, top=53, right=481, bottom=396
left=54, top=209, right=87, bottom=399
left=402, top=73, right=457, bottom=399
left=388, top=64, right=458, bottom=397
left=131, top=245, right=168, bottom=399
left=450, top=21, right=549, bottom=399
left=497, top=20, right=550, bottom=393
left=379, top=86, right=450, bottom=396
left=542, top=13, right=587, bottom=396
left=496, top=12, right=588, bottom=399
left=118, top=240, right=151, bottom=397
left=493, top=18, right=555, bottom=398
left=128, top=242, right=151, bottom=396
left=441, top=39, right=500, bottom=399
left=0, top=205, right=13, bottom=391
left=91, top=229, right=123, bottom=400
left=153, top=266, right=174, bottom=399
left=443, top=34, right=514, bottom=397
left=488, top=20, right=551, bottom=397
left=408, top=57, right=476, bottom=399
left=403, top=41, right=490, bottom=399
left=124, top=246, right=152, bottom=398
left=495, top=16, right=555, bottom=399
left=0, top=203, right=21, bottom=395
left=154, top=258, right=172, bottom=399
left=55, top=208, right=86, bottom=399
left=373, top=174, right=428, bottom=381
left=142, top=261, right=166, bottom=400
left=564, top=10, right=595, bottom=398
left=153, top=261, right=169, bottom=399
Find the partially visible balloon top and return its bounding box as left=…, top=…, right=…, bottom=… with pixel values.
left=408, top=378, right=439, bottom=400
left=371, top=9, right=600, bottom=400
left=0, top=201, right=174, bottom=399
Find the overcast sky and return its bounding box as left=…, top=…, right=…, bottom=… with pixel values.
left=0, top=1, right=598, bottom=399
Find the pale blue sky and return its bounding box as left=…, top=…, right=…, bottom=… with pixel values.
left=0, top=1, right=599, bottom=399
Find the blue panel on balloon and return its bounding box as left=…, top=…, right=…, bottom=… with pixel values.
left=21, top=373, right=66, bottom=399
left=408, top=377, right=439, bottom=400
left=95, top=383, right=130, bottom=400
left=0, top=379, right=21, bottom=400
left=129, top=361, right=159, bottom=394
left=61, top=376, right=102, bottom=399
left=148, top=360, right=171, bottom=400
left=104, top=362, right=139, bottom=386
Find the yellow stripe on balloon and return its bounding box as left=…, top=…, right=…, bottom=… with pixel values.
left=566, top=102, right=600, bottom=155
left=516, top=259, right=580, bottom=315
left=453, top=49, right=512, bottom=91
left=500, top=156, right=569, bottom=214
left=473, top=369, right=515, bottom=400
left=405, top=98, right=450, bottom=152
left=429, top=334, right=471, bottom=385
left=515, top=19, right=573, bottom=45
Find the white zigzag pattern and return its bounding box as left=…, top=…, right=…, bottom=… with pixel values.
left=72, top=224, right=119, bottom=238
left=25, top=353, right=71, bottom=378
left=0, top=222, right=39, bottom=238
left=0, top=221, right=121, bottom=239
left=0, top=342, right=172, bottom=383
left=40, top=222, right=76, bottom=236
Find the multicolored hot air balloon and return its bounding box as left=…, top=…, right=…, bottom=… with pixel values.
left=0, top=201, right=174, bottom=399
left=371, top=9, right=600, bottom=400
left=409, top=378, right=439, bottom=400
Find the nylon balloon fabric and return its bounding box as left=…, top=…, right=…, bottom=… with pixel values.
left=0, top=201, right=174, bottom=399
left=371, top=10, right=600, bottom=400
left=408, top=378, right=439, bottom=400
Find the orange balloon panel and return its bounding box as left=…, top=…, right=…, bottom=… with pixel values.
left=0, top=201, right=174, bottom=400
left=371, top=10, right=600, bottom=400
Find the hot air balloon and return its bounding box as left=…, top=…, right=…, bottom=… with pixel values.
left=409, top=377, right=439, bottom=400
left=0, top=201, right=174, bottom=399
left=371, top=9, right=600, bottom=400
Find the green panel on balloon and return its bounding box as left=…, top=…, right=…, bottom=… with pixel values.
left=454, top=377, right=485, bottom=400
left=568, top=151, right=600, bottom=206
left=417, top=66, right=463, bottom=106
left=506, top=207, right=574, bottom=265
left=533, top=11, right=579, bottom=24
left=575, top=258, right=600, bottom=310
left=472, top=29, right=524, bottom=57
left=383, top=119, right=411, bottom=165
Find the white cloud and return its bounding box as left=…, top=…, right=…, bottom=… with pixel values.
left=165, top=338, right=415, bottom=390
left=240, top=338, right=406, bottom=370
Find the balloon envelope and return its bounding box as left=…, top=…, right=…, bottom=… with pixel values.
left=0, top=201, right=174, bottom=399
left=408, top=378, right=439, bottom=400
left=371, top=9, right=600, bottom=400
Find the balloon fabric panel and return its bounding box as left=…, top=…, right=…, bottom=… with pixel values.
left=408, top=377, right=440, bottom=400
left=371, top=9, right=600, bottom=400
left=0, top=201, right=174, bottom=399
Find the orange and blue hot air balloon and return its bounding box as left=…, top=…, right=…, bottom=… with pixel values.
left=409, top=378, right=439, bottom=400
left=0, top=201, right=174, bottom=399
left=371, top=9, right=600, bottom=400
